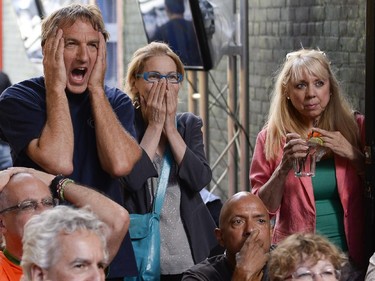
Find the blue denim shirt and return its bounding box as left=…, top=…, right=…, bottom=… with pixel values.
left=0, top=142, right=12, bottom=170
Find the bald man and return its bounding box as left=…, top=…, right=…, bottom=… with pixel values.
left=0, top=167, right=129, bottom=281
left=182, top=191, right=272, bottom=281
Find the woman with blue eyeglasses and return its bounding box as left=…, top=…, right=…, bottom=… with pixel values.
left=268, top=233, right=347, bottom=281
left=122, top=42, right=218, bottom=281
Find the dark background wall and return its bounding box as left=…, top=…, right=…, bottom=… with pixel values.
left=248, top=0, right=366, bottom=147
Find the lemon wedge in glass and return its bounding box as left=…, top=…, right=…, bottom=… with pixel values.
left=308, top=136, right=324, bottom=146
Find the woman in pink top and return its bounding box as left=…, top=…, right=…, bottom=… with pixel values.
left=250, top=49, right=366, bottom=270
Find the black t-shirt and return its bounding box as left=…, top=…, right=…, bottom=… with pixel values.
left=182, top=254, right=270, bottom=281
left=182, top=255, right=232, bottom=281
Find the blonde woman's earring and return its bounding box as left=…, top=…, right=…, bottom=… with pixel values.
left=133, top=97, right=141, bottom=109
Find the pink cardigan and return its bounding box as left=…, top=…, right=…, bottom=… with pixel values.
left=250, top=114, right=365, bottom=267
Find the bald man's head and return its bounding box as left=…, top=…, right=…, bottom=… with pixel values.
left=0, top=173, right=49, bottom=209
left=0, top=172, right=53, bottom=259
left=219, top=191, right=269, bottom=228
left=215, top=191, right=271, bottom=262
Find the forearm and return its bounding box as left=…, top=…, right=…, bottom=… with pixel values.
left=27, top=89, right=74, bottom=175
left=165, top=126, right=187, bottom=165
left=349, top=146, right=366, bottom=176
left=90, top=90, right=141, bottom=177
left=172, top=114, right=211, bottom=188
left=257, top=164, right=289, bottom=213
left=63, top=181, right=129, bottom=262
left=140, top=124, right=163, bottom=160
left=178, top=149, right=212, bottom=191
left=8, top=166, right=129, bottom=262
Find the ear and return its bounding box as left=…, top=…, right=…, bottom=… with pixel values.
left=214, top=227, right=225, bottom=248
left=31, top=264, right=47, bottom=281
left=129, top=77, right=138, bottom=94
left=0, top=217, right=6, bottom=234
left=269, top=224, right=273, bottom=238
left=269, top=218, right=274, bottom=238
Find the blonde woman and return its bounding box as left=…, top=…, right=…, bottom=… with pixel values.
left=250, top=49, right=365, bottom=269
left=122, top=42, right=217, bottom=281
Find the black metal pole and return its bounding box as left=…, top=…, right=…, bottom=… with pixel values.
left=34, top=0, right=46, bottom=19
left=364, top=0, right=375, bottom=264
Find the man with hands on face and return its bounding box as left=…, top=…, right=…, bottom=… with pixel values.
left=0, top=4, right=141, bottom=280
left=182, top=191, right=272, bottom=281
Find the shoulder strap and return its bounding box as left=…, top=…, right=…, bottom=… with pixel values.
left=153, top=145, right=172, bottom=215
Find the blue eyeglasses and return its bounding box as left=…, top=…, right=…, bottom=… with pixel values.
left=136, top=71, right=183, bottom=84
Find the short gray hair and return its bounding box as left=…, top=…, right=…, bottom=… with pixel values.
left=21, top=205, right=109, bottom=280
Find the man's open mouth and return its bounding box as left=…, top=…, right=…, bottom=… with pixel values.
left=71, top=67, right=87, bottom=82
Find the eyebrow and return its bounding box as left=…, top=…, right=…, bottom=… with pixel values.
left=147, top=71, right=179, bottom=74
left=70, top=257, right=90, bottom=265
left=319, top=261, right=335, bottom=267
left=230, top=212, right=268, bottom=220
left=296, top=261, right=335, bottom=270
left=21, top=196, right=53, bottom=202
left=64, top=37, right=99, bottom=44
left=254, top=213, right=267, bottom=218
left=295, top=75, right=325, bottom=82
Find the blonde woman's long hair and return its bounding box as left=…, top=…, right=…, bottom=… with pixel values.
left=264, top=49, right=361, bottom=160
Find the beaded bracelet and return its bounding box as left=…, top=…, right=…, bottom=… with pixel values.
left=57, top=178, right=75, bottom=201
left=49, top=174, right=65, bottom=200
left=49, top=175, right=75, bottom=201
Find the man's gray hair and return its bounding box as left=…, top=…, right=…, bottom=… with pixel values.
left=21, top=205, right=109, bottom=280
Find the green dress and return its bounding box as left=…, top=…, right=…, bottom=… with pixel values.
left=312, top=157, right=348, bottom=251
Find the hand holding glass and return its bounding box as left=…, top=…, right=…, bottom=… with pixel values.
left=293, top=136, right=327, bottom=177
left=294, top=143, right=318, bottom=177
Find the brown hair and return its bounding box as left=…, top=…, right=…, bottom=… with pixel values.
left=269, top=233, right=347, bottom=281
left=41, top=3, right=109, bottom=47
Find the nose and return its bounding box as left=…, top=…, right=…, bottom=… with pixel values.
left=33, top=207, right=45, bottom=215
left=77, top=45, right=89, bottom=62
left=160, top=76, right=168, bottom=84
left=306, top=85, right=316, bottom=98
left=91, top=267, right=105, bottom=281
left=83, top=268, right=104, bottom=281
left=34, top=203, right=52, bottom=214
left=244, top=222, right=256, bottom=237
left=313, top=273, right=325, bottom=281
